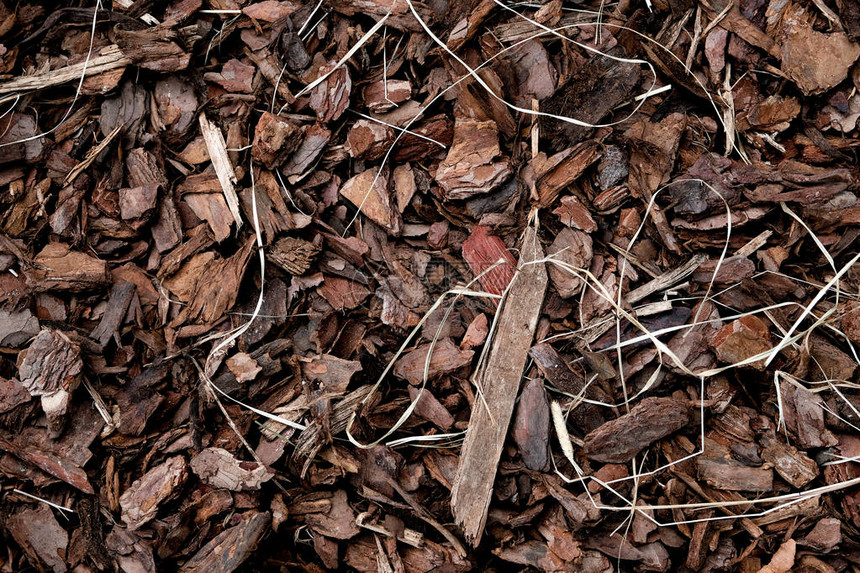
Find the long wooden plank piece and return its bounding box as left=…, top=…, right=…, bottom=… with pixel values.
left=450, top=224, right=548, bottom=545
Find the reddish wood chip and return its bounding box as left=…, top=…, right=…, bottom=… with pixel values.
left=462, top=225, right=516, bottom=298
left=25, top=243, right=109, bottom=292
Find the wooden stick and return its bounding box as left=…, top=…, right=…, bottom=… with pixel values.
left=0, top=45, right=130, bottom=94
left=64, top=124, right=123, bottom=186
left=450, top=222, right=547, bottom=545
left=625, top=253, right=707, bottom=305
left=198, top=114, right=243, bottom=230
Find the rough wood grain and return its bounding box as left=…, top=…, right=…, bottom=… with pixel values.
left=450, top=224, right=547, bottom=545
left=180, top=511, right=270, bottom=573
left=0, top=44, right=130, bottom=94
left=199, top=113, right=243, bottom=230
left=584, top=397, right=689, bottom=463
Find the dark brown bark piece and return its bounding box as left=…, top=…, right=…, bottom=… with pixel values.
left=546, top=227, right=592, bottom=298
left=316, top=276, right=372, bottom=311
left=394, top=338, right=474, bottom=385
left=800, top=517, right=842, bottom=552
left=553, top=195, right=597, bottom=232
left=779, top=380, right=837, bottom=449
left=393, top=114, right=453, bottom=162
left=172, top=236, right=256, bottom=326
left=309, top=62, right=351, bottom=123
left=127, top=148, right=169, bottom=189
left=779, top=15, right=860, bottom=95
left=584, top=397, right=689, bottom=463
left=115, top=367, right=165, bottom=437
left=532, top=142, right=602, bottom=208
left=283, top=123, right=331, bottom=180
left=251, top=112, right=300, bottom=168
left=760, top=436, right=818, bottom=488
left=541, top=46, right=640, bottom=148
left=529, top=343, right=606, bottom=433
left=692, top=256, right=755, bottom=285
left=0, top=307, right=40, bottom=347
left=115, top=27, right=190, bottom=72
left=151, top=196, right=183, bottom=253
left=345, top=119, right=394, bottom=161
left=157, top=224, right=214, bottom=279
left=0, top=113, right=43, bottom=164
left=512, top=378, right=551, bottom=471
left=78, top=497, right=113, bottom=571
left=180, top=511, right=270, bottom=573
left=408, top=386, right=455, bottom=430
left=106, top=526, right=156, bottom=573
left=204, top=58, right=255, bottom=93
left=709, top=315, right=772, bottom=370
left=299, top=354, right=360, bottom=394
left=7, top=504, right=68, bottom=573
left=837, top=0, right=860, bottom=39
left=90, top=281, right=136, bottom=346
left=0, top=437, right=94, bottom=494
left=119, top=184, right=159, bottom=222
left=696, top=439, right=773, bottom=492
left=493, top=540, right=575, bottom=572
left=328, top=0, right=435, bottom=32
left=154, top=75, right=197, bottom=134
left=299, top=489, right=361, bottom=540
left=339, top=167, right=402, bottom=235
left=0, top=376, right=30, bottom=413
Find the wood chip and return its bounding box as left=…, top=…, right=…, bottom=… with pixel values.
left=584, top=397, right=689, bottom=463
left=512, top=378, right=551, bottom=471
left=461, top=225, right=516, bottom=298
left=199, top=113, right=243, bottom=230
left=190, top=447, right=274, bottom=491
left=710, top=315, right=772, bottom=370
left=780, top=15, right=860, bottom=95
left=393, top=338, right=474, bottom=385
left=179, top=511, right=270, bottom=573
left=7, top=504, right=68, bottom=573
left=18, top=329, right=82, bottom=436
left=339, top=166, right=402, bottom=234
left=120, top=456, right=189, bottom=530
left=435, top=118, right=512, bottom=200
left=25, top=243, right=109, bottom=292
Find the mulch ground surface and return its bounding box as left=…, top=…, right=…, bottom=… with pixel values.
left=3, top=0, right=860, bottom=571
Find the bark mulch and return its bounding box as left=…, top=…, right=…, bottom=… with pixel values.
left=2, top=0, right=860, bottom=571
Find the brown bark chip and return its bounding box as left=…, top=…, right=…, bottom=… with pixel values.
left=584, top=397, right=690, bottom=463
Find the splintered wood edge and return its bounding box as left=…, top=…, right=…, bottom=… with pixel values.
left=198, top=113, right=244, bottom=230
left=0, top=45, right=131, bottom=94
left=450, top=225, right=548, bottom=545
